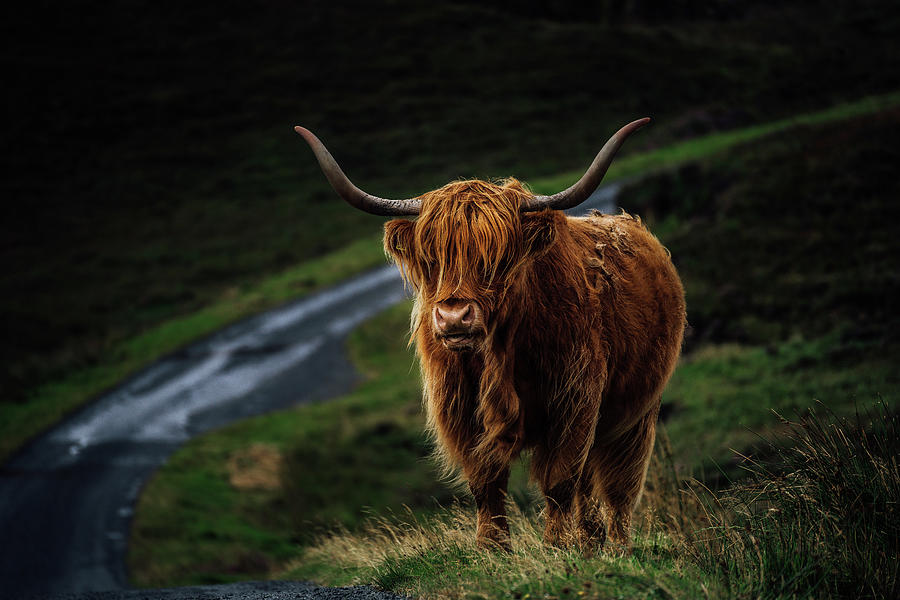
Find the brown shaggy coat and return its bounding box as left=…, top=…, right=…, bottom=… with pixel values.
left=384, top=178, right=685, bottom=550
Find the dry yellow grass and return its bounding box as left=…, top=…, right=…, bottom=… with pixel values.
left=288, top=504, right=698, bottom=599
left=226, top=443, right=284, bottom=491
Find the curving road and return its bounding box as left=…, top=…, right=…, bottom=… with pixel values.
left=0, top=185, right=620, bottom=599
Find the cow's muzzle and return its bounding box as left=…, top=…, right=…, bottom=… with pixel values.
left=433, top=299, right=483, bottom=351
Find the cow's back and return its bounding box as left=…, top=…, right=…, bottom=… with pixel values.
left=566, top=213, right=686, bottom=440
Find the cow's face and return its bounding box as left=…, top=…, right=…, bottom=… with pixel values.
left=296, top=122, right=649, bottom=348
left=385, top=179, right=555, bottom=352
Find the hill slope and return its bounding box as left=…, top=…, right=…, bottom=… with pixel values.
left=4, top=0, right=899, bottom=419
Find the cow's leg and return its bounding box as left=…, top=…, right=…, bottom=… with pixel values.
left=532, top=457, right=591, bottom=548
left=593, top=406, right=658, bottom=551
left=532, top=387, right=602, bottom=548
left=574, top=464, right=606, bottom=553
left=468, top=466, right=511, bottom=550
left=539, top=472, right=579, bottom=548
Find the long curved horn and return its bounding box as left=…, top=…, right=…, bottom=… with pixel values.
left=520, top=117, right=650, bottom=212
left=294, top=126, right=422, bottom=216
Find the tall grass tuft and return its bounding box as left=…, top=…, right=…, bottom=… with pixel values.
left=685, top=402, right=899, bottom=599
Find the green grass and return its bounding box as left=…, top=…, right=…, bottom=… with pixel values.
left=288, top=504, right=711, bottom=599
left=5, top=0, right=900, bottom=459
left=661, top=336, right=899, bottom=481
left=129, top=107, right=900, bottom=597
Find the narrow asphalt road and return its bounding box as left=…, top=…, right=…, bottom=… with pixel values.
left=0, top=185, right=620, bottom=600
left=45, top=581, right=408, bottom=600
left=0, top=266, right=407, bottom=599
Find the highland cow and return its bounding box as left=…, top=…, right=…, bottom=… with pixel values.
left=295, top=119, right=686, bottom=551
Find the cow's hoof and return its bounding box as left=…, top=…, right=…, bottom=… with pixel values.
left=603, top=539, right=632, bottom=557
left=476, top=534, right=511, bottom=552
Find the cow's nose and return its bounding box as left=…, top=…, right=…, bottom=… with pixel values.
left=434, top=301, right=475, bottom=331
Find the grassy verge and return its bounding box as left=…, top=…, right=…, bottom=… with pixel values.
left=6, top=91, right=899, bottom=464
left=130, top=106, right=900, bottom=598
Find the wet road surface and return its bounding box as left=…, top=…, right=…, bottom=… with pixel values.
left=0, top=184, right=619, bottom=599
left=49, top=580, right=407, bottom=600
left=0, top=266, right=406, bottom=598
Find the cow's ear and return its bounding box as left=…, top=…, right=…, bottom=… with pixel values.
left=521, top=211, right=557, bottom=257
left=383, top=219, right=416, bottom=264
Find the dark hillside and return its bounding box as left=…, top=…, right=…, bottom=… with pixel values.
left=622, top=108, right=900, bottom=349
left=3, top=0, right=898, bottom=415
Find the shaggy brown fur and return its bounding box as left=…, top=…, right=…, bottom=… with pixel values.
left=384, top=178, right=686, bottom=551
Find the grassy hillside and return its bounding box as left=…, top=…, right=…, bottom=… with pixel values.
left=624, top=107, right=900, bottom=478
left=4, top=0, right=900, bottom=460
left=129, top=108, right=899, bottom=597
